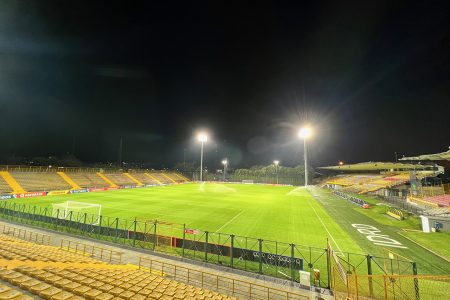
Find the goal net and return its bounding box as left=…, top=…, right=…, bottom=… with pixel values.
left=52, top=201, right=102, bottom=225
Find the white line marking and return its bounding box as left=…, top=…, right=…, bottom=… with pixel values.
left=215, top=210, right=245, bottom=233
left=306, top=196, right=344, bottom=255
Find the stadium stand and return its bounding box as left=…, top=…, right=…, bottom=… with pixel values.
left=123, top=173, right=143, bottom=186
left=0, top=172, right=25, bottom=194
left=128, top=173, right=159, bottom=185
left=326, top=175, right=383, bottom=187
left=147, top=173, right=172, bottom=185
left=0, top=168, right=189, bottom=194
left=63, top=173, right=110, bottom=189
left=0, top=232, right=235, bottom=300
left=56, top=172, right=81, bottom=190
left=102, top=174, right=136, bottom=186
left=163, top=172, right=185, bottom=183
left=10, top=172, right=71, bottom=192
left=326, top=172, right=435, bottom=194
left=422, top=194, right=450, bottom=207
left=0, top=177, right=12, bottom=194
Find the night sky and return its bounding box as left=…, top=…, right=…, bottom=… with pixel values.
left=0, top=1, right=449, bottom=169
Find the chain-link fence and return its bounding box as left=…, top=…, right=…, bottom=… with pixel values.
left=0, top=201, right=417, bottom=289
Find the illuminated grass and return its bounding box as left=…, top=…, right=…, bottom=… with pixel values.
left=7, top=183, right=361, bottom=252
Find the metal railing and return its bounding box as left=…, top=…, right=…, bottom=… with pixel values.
left=139, top=256, right=309, bottom=300
left=60, top=239, right=123, bottom=264
left=0, top=223, right=51, bottom=245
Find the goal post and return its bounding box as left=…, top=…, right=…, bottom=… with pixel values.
left=242, top=179, right=254, bottom=184
left=52, top=201, right=102, bottom=225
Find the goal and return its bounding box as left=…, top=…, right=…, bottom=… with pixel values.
left=52, top=201, right=102, bottom=225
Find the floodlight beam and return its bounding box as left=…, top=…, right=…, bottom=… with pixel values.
left=298, top=126, right=312, bottom=186
left=222, top=158, right=228, bottom=181
left=197, top=133, right=208, bottom=182
left=273, top=160, right=280, bottom=184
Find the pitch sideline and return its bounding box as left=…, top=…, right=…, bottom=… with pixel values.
left=215, top=210, right=245, bottom=233
left=306, top=191, right=344, bottom=255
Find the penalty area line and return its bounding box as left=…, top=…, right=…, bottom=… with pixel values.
left=215, top=210, right=245, bottom=233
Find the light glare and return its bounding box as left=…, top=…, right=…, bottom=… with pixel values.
left=197, top=133, right=208, bottom=142
left=298, top=127, right=312, bottom=139
left=273, top=160, right=279, bottom=165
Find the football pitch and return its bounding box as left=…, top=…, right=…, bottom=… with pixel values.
left=6, top=182, right=450, bottom=275
left=8, top=183, right=362, bottom=253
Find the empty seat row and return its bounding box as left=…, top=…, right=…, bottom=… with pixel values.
left=10, top=172, right=71, bottom=192
left=0, top=177, right=12, bottom=194
left=1, top=265, right=234, bottom=300
left=0, top=232, right=234, bottom=299
left=0, top=234, right=100, bottom=264
left=0, top=281, right=33, bottom=300
left=64, top=173, right=109, bottom=189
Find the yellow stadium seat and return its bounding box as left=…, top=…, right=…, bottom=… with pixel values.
left=54, top=279, right=72, bottom=288
left=109, top=287, right=124, bottom=296
left=137, top=288, right=152, bottom=297
left=84, top=289, right=102, bottom=300
left=98, top=284, right=113, bottom=293
left=39, top=287, right=62, bottom=300
left=118, top=290, right=135, bottom=300
left=95, top=293, right=114, bottom=300
left=72, top=285, right=91, bottom=296
left=129, top=294, right=145, bottom=300
left=51, top=291, right=74, bottom=300
left=0, top=290, right=22, bottom=300
left=63, top=282, right=81, bottom=293
left=19, top=279, right=40, bottom=290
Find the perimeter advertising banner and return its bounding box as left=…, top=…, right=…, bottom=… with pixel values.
left=47, top=190, right=70, bottom=196
left=0, top=194, right=15, bottom=200
left=14, top=191, right=47, bottom=198
left=70, top=189, right=89, bottom=194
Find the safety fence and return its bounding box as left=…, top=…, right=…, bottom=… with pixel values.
left=139, top=257, right=309, bottom=300
left=60, top=239, right=123, bottom=264
left=333, top=269, right=450, bottom=299
left=0, top=201, right=417, bottom=289
left=328, top=242, right=450, bottom=299
left=0, top=223, right=51, bottom=245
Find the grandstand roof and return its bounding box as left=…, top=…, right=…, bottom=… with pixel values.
left=319, top=162, right=432, bottom=171
left=399, top=148, right=450, bottom=161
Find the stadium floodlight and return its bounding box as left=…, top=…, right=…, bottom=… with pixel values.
left=197, top=133, right=208, bottom=143
left=197, top=132, right=208, bottom=182
left=339, top=161, right=344, bottom=166
left=298, top=126, right=312, bottom=139
left=273, top=160, right=280, bottom=184
left=298, top=126, right=312, bottom=186
left=222, top=159, right=228, bottom=181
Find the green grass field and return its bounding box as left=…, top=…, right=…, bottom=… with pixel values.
left=5, top=182, right=450, bottom=276
left=7, top=183, right=361, bottom=252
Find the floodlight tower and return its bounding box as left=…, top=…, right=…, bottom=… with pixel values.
left=273, top=160, right=280, bottom=184
left=222, top=159, right=228, bottom=181
left=197, top=133, right=208, bottom=182
left=298, top=126, right=312, bottom=186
